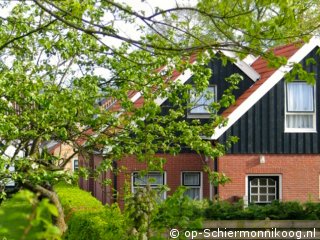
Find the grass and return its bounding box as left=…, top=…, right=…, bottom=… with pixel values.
left=0, top=191, right=42, bottom=240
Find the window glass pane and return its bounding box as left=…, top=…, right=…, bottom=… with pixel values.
left=260, top=178, right=267, bottom=186
left=134, top=173, right=163, bottom=186
left=148, top=173, right=163, bottom=185
left=251, top=195, right=258, bottom=202
left=268, top=195, right=276, bottom=202
left=185, top=188, right=200, bottom=200
left=287, top=82, right=314, bottom=112
left=268, top=179, right=275, bottom=185
left=251, top=187, right=258, bottom=194
left=260, top=187, right=267, bottom=194
left=189, top=87, right=216, bottom=114
left=260, top=195, right=267, bottom=202
left=183, top=172, right=200, bottom=186
left=133, top=174, right=147, bottom=186
left=286, top=115, right=313, bottom=128
left=251, top=178, right=258, bottom=186
left=269, top=187, right=276, bottom=194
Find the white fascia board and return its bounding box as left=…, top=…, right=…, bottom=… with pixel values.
left=234, top=61, right=260, bottom=82
left=221, top=50, right=260, bottom=82
left=130, top=92, right=141, bottom=103
left=243, top=54, right=258, bottom=65
left=211, top=36, right=320, bottom=140
left=154, top=68, right=194, bottom=106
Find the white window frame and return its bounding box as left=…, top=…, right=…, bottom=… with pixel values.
left=187, top=85, right=217, bottom=119
left=72, top=159, right=79, bottom=171
left=285, top=81, right=316, bottom=133
left=132, top=171, right=167, bottom=199
left=245, top=174, right=282, bottom=205
left=181, top=171, right=203, bottom=200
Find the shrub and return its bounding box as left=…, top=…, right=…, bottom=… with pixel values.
left=55, top=183, right=126, bottom=240
left=153, top=187, right=203, bottom=231
left=204, top=200, right=320, bottom=220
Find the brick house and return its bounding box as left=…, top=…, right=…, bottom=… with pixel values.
left=80, top=37, right=320, bottom=207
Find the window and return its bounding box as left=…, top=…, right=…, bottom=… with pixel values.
left=248, top=176, right=279, bottom=204
left=285, top=81, right=316, bottom=132
left=188, top=86, right=217, bottom=117
left=132, top=172, right=166, bottom=199
left=73, top=159, right=79, bottom=171
left=182, top=172, right=202, bottom=200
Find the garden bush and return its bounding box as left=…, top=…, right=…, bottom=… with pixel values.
left=55, top=184, right=126, bottom=240
left=204, top=200, right=320, bottom=220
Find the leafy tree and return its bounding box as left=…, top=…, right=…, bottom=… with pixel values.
left=0, top=0, right=319, bottom=236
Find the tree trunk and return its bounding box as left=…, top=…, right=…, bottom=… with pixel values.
left=23, top=182, right=67, bottom=234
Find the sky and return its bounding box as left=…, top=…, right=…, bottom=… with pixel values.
left=108, top=0, right=197, bottom=46
left=0, top=0, right=198, bottom=78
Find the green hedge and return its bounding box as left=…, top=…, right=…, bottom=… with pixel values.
left=55, top=184, right=126, bottom=240
left=204, top=200, right=320, bottom=220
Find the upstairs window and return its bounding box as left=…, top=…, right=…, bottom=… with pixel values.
left=188, top=86, right=217, bottom=117
left=285, top=81, right=316, bottom=132
left=132, top=172, right=166, bottom=200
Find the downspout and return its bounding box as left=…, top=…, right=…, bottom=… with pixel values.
left=212, top=140, right=219, bottom=201
left=112, top=160, right=118, bottom=203
left=213, top=156, right=218, bottom=200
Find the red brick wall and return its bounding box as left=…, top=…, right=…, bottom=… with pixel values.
left=218, top=154, right=320, bottom=203
left=115, top=153, right=213, bottom=208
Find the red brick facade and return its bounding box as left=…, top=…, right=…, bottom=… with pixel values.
left=218, top=154, right=320, bottom=203
left=80, top=153, right=213, bottom=208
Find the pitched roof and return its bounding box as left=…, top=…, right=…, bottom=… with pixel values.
left=212, top=36, right=320, bottom=140
left=110, top=51, right=259, bottom=111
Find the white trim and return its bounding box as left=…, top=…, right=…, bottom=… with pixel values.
left=284, top=81, right=317, bottom=133
left=130, top=92, right=141, bottom=103
left=221, top=50, right=260, bottom=82
left=181, top=171, right=203, bottom=200
left=243, top=54, right=259, bottom=66
left=245, top=174, right=282, bottom=205
left=154, top=68, right=194, bottom=106
left=212, top=36, right=320, bottom=140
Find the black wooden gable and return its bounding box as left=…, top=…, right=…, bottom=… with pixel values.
left=219, top=47, right=320, bottom=154
left=161, top=57, right=254, bottom=116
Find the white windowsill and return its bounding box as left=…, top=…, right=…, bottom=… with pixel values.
left=187, top=114, right=211, bottom=119
left=284, top=128, right=317, bottom=133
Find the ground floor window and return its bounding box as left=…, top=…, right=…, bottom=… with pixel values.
left=132, top=172, right=166, bottom=199
left=73, top=159, right=79, bottom=171
left=248, top=176, right=279, bottom=204
left=182, top=172, right=202, bottom=200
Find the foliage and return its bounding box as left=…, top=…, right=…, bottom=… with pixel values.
left=204, top=200, right=320, bottom=220
left=55, top=183, right=126, bottom=240
left=0, top=0, right=320, bottom=235
left=152, top=187, right=203, bottom=239
left=125, top=186, right=158, bottom=240
left=0, top=190, right=60, bottom=240
left=124, top=186, right=204, bottom=240
left=55, top=183, right=104, bottom=216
